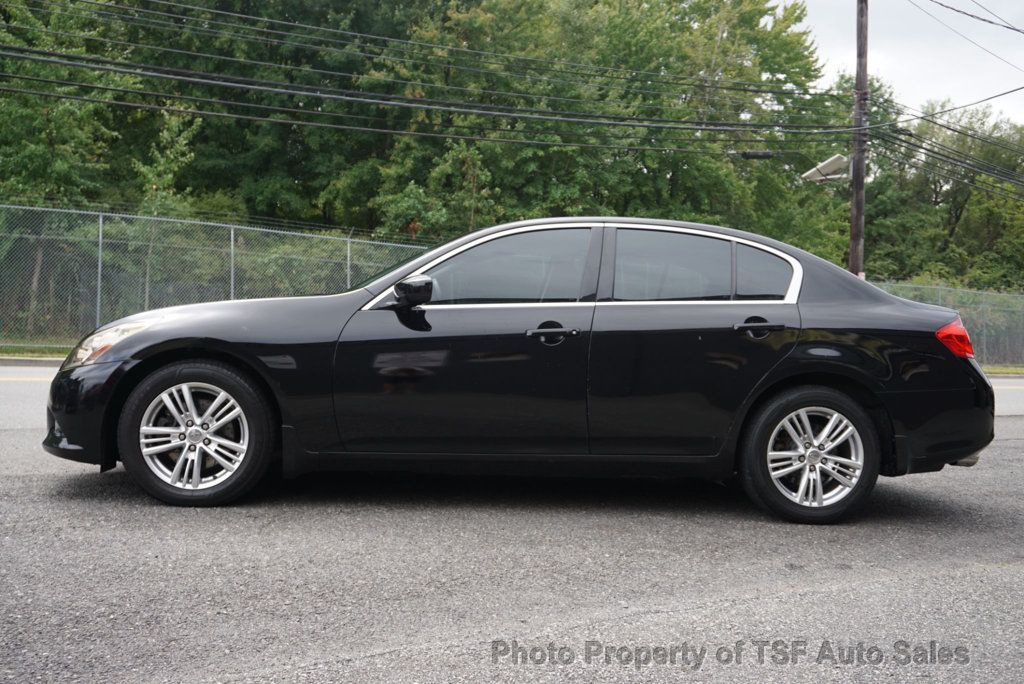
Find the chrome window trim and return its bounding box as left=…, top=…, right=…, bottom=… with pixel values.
left=403, top=302, right=595, bottom=310
left=361, top=220, right=803, bottom=311
left=595, top=300, right=787, bottom=306
left=361, top=222, right=596, bottom=310
left=605, top=223, right=803, bottom=305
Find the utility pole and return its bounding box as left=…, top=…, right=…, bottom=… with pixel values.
left=849, top=0, right=868, bottom=277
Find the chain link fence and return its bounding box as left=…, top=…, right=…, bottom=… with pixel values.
left=3, top=204, right=1023, bottom=365
left=0, top=204, right=426, bottom=353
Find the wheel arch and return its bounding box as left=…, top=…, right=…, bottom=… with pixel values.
left=101, top=345, right=283, bottom=471
left=727, top=370, right=898, bottom=477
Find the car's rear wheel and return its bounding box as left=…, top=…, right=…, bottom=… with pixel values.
left=117, top=360, right=274, bottom=506
left=739, top=386, right=880, bottom=523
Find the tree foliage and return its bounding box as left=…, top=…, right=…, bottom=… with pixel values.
left=0, top=0, right=1022, bottom=289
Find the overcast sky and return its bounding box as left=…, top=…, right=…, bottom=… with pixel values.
left=799, top=0, right=1024, bottom=121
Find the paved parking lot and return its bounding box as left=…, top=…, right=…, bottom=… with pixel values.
left=2, top=366, right=1023, bottom=682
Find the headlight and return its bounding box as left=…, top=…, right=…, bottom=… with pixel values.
left=62, top=322, right=152, bottom=370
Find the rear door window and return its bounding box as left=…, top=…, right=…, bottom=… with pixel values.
left=613, top=229, right=732, bottom=301
left=736, top=244, right=793, bottom=300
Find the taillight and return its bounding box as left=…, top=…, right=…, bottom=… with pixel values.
left=936, top=317, right=974, bottom=358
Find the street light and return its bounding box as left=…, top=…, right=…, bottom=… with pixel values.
left=801, top=154, right=850, bottom=183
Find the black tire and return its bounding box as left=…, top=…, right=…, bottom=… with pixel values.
left=117, top=360, right=275, bottom=506
left=739, top=386, right=880, bottom=524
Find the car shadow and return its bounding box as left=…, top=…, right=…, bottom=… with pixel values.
left=858, top=479, right=987, bottom=524
left=49, top=468, right=150, bottom=503
left=256, top=469, right=756, bottom=514
left=256, top=468, right=985, bottom=526
left=49, top=466, right=982, bottom=526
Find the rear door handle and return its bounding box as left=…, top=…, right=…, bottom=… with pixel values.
left=525, top=328, right=580, bottom=337
left=733, top=322, right=785, bottom=332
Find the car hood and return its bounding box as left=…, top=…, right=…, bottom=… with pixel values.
left=102, top=289, right=376, bottom=330
left=87, top=290, right=371, bottom=364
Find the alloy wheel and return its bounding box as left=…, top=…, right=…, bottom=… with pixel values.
left=138, top=382, right=249, bottom=490
left=766, top=406, right=864, bottom=508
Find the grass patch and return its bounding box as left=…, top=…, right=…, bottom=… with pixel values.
left=0, top=344, right=71, bottom=359
left=982, top=364, right=1024, bottom=376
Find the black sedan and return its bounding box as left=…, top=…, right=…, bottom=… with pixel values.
left=44, top=217, right=994, bottom=522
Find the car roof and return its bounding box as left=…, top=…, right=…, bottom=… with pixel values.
left=364, top=216, right=802, bottom=296
left=359, top=215, right=878, bottom=301
left=474, top=216, right=804, bottom=259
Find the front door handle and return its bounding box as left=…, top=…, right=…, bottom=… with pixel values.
left=525, top=327, right=580, bottom=338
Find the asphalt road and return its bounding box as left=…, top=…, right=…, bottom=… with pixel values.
left=2, top=366, right=1023, bottom=682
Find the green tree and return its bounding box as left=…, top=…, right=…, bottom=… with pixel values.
left=133, top=111, right=202, bottom=216
left=0, top=1, right=131, bottom=334
left=3, top=0, right=1024, bottom=295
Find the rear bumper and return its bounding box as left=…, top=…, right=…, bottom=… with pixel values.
left=42, top=361, right=127, bottom=469
left=881, top=368, right=995, bottom=475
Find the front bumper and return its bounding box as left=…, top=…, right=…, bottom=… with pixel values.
left=43, top=360, right=128, bottom=469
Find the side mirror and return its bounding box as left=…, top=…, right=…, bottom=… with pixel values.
left=393, top=274, right=433, bottom=308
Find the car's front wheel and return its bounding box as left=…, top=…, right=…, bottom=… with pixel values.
left=117, top=360, right=275, bottom=505
left=739, top=386, right=880, bottom=523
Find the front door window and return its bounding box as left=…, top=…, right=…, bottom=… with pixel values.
left=425, top=229, right=591, bottom=304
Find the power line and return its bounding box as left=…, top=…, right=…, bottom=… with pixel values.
left=968, top=0, right=1023, bottom=31
left=872, top=146, right=1024, bottom=203
left=901, top=131, right=1024, bottom=182
left=874, top=149, right=1024, bottom=204
left=7, top=3, right=1019, bottom=222
left=869, top=101, right=1024, bottom=176
left=874, top=93, right=1024, bottom=145
left=22, top=0, right=856, bottom=124
left=875, top=98, right=1024, bottom=155
left=873, top=135, right=1023, bottom=189
left=4, top=83, right=838, bottom=157
left=873, top=131, right=1024, bottom=189
left=0, top=70, right=854, bottom=150
left=7, top=15, right=853, bottom=128
left=7, top=42, right=1017, bottom=138
left=0, top=46, right=861, bottom=135
left=92, top=0, right=838, bottom=97
left=871, top=96, right=1024, bottom=157
left=873, top=131, right=1015, bottom=183
left=8, top=12, right=1021, bottom=142
left=8, top=3, right=1018, bottom=168
left=61, top=0, right=681, bottom=99
left=24, top=0, right=848, bottom=119
left=904, top=0, right=1024, bottom=74
left=62, top=0, right=820, bottom=101
left=922, top=0, right=1024, bottom=35
left=7, top=14, right=694, bottom=119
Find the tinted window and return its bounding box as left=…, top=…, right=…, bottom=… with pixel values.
left=614, top=230, right=731, bottom=301
left=736, top=244, right=792, bottom=300
left=425, top=229, right=590, bottom=304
